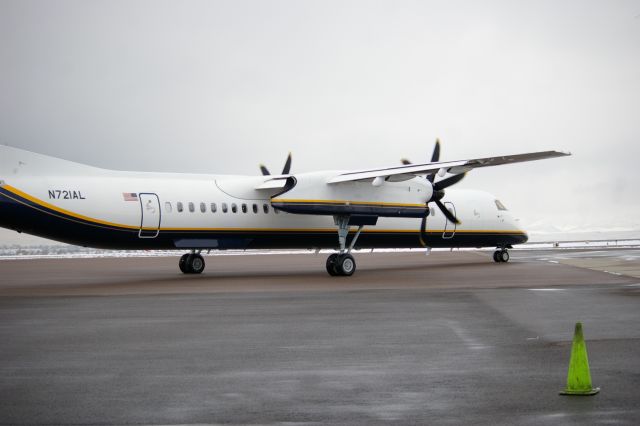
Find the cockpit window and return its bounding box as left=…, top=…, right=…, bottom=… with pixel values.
left=495, top=200, right=508, bottom=211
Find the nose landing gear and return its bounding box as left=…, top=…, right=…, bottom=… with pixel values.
left=493, top=248, right=510, bottom=263
left=179, top=251, right=205, bottom=274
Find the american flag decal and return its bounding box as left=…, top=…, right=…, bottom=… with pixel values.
left=123, top=192, right=138, bottom=201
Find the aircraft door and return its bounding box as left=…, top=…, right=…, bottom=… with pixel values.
left=139, top=193, right=161, bottom=238
left=442, top=201, right=456, bottom=239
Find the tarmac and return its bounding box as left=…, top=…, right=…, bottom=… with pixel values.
left=0, top=249, right=639, bottom=425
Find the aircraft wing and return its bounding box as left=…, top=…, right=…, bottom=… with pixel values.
left=327, top=150, right=570, bottom=184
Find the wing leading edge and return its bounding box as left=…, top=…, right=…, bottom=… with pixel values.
left=327, top=150, right=570, bottom=184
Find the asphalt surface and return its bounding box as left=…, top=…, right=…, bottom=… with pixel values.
left=0, top=250, right=639, bottom=425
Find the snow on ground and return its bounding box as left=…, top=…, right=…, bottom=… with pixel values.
left=1, top=239, right=640, bottom=260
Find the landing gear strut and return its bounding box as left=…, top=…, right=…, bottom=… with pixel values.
left=493, top=248, right=510, bottom=263
left=179, top=251, right=205, bottom=274
left=326, top=216, right=363, bottom=276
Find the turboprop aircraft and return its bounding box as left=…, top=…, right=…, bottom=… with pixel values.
left=0, top=141, right=569, bottom=276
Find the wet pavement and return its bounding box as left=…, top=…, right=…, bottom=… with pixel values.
left=0, top=251, right=639, bottom=425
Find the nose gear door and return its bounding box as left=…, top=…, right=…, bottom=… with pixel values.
left=139, top=193, right=161, bottom=238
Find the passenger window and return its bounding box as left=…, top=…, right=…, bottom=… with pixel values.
left=200, top=202, right=206, bottom=213
left=263, top=204, right=269, bottom=214
left=241, top=203, right=247, bottom=213
left=231, top=203, right=237, bottom=213
left=211, top=203, right=217, bottom=213
left=188, top=202, right=195, bottom=213
left=164, top=202, right=172, bottom=213
left=252, top=203, right=258, bottom=213
left=222, top=203, right=228, bottom=213
left=177, top=202, right=183, bottom=213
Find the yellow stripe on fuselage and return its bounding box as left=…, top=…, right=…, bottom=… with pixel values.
left=3, top=184, right=139, bottom=230
left=2, top=185, right=526, bottom=235
left=273, top=198, right=426, bottom=208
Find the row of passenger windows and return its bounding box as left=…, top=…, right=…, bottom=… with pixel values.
left=164, top=201, right=280, bottom=215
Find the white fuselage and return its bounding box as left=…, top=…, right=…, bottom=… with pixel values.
left=0, top=145, right=527, bottom=250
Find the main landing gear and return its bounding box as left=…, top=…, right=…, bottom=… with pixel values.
left=179, top=251, right=205, bottom=274
left=326, top=216, right=364, bottom=276
left=326, top=253, right=356, bottom=276
left=493, top=248, right=510, bottom=263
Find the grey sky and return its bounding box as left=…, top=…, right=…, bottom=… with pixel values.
left=1, top=0, right=639, bottom=244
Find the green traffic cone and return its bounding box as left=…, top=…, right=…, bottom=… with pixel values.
left=559, top=322, right=600, bottom=395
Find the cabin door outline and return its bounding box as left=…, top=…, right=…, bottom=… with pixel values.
left=139, top=193, right=161, bottom=238
left=442, top=201, right=457, bottom=239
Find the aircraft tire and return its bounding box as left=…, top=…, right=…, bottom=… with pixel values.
left=336, top=254, right=356, bottom=276
left=326, top=253, right=339, bottom=276
left=179, top=253, right=190, bottom=273
left=187, top=254, right=205, bottom=274
left=499, top=250, right=510, bottom=263
left=493, top=251, right=500, bottom=263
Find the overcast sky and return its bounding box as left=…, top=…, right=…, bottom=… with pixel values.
left=1, top=0, right=639, bottom=245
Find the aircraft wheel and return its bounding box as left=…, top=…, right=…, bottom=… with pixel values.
left=493, top=251, right=500, bottom=263
left=179, top=253, right=190, bottom=273
left=336, top=254, right=356, bottom=276
left=499, top=250, right=510, bottom=263
left=187, top=253, right=206, bottom=274
left=326, top=253, right=339, bottom=276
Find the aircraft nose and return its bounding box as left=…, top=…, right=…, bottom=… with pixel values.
left=513, top=218, right=529, bottom=244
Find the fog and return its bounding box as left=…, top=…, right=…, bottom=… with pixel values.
left=1, top=0, right=639, bottom=245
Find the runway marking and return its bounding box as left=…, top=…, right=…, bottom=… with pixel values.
left=528, top=288, right=565, bottom=291
left=444, top=320, right=489, bottom=350
left=548, top=260, right=559, bottom=264
left=624, top=283, right=640, bottom=287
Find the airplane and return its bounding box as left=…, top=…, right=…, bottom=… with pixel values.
left=0, top=141, right=569, bottom=276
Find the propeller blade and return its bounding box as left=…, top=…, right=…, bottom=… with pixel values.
left=281, top=153, right=292, bottom=175
left=419, top=208, right=429, bottom=247
left=434, top=199, right=461, bottom=225
left=426, top=139, right=441, bottom=183
left=433, top=172, right=466, bottom=191
left=431, top=139, right=441, bottom=163
left=402, top=139, right=439, bottom=171
left=259, top=164, right=271, bottom=176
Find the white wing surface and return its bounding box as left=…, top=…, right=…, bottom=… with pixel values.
left=327, top=150, right=570, bottom=184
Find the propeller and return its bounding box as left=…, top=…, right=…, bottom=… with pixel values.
left=419, top=173, right=465, bottom=243
left=260, top=152, right=292, bottom=176
left=282, top=152, right=292, bottom=174
left=416, top=140, right=465, bottom=246
left=426, top=139, right=440, bottom=183
left=400, top=139, right=439, bottom=164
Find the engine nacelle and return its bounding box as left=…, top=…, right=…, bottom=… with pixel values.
left=271, top=171, right=432, bottom=218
